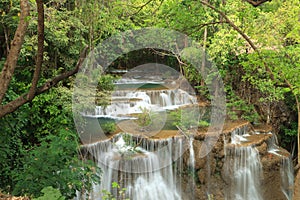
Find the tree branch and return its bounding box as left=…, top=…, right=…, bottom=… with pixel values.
left=199, top=0, right=275, bottom=81
left=0, top=46, right=88, bottom=118
left=0, top=0, right=30, bottom=103
left=28, top=0, right=44, bottom=100
left=132, top=0, right=154, bottom=15
left=3, top=25, right=10, bottom=54
left=201, top=0, right=300, bottom=165
left=188, top=21, right=228, bottom=35
left=36, top=46, right=88, bottom=94
left=200, top=1, right=257, bottom=51
left=244, top=0, right=271, bottom=7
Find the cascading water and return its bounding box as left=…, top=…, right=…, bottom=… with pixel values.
left=225, top=126, right=295, bottom=200
left=225, top=126, right=263, bottom=200
left=160, top=92, right=173, bottom=107
left=188, top=136, right=196, bottom=198
left=280, top=157, right=294, bottom=200
left=80, top=134, right=185, bottom=200
left=92, top=89, right=197, bottom=118
left=75, top=68, right=201, bottom=199
left=76, top=64, right=295, bottom=199
left=229, top=146, right=263, bottom=200
left=267, top=134, right=294, bottom=200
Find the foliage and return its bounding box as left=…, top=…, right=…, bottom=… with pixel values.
left=101, top=182, right=129, bottom=200
left=198, top=120, right=210, bottom=127
left=1, top=0, right=300, bottom=196
left=33, top=186, right=65, bottom=200
left=136, top=107, right=152, bottom=127
left=0, top=84, right=99, bottom=197
left=241, top=47, right=300, bottom=103
left=280, top=122, right=298, bottom=150
left=96, top=74, right=119, bottom=107
left=226, top=88, right=260, bottom=122
left=12, top=129, right=100, bottom=199
left=170, top=107, right=209, bottom=131
left=102, top=122, right=117, bottom=134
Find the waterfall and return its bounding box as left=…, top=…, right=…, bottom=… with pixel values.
left=225, top=126, right=263, bottom=200
left=79, top=134, right=185, bottom=200
left=160, top=92, right=172, bottom=107
left=280, top=157, right=294, bottom=200
left=229, top=146, right=263, bottom=200
left=189, top=137, right=195, bottom=170
left=267, top=134, right=294, bottom=200
left=91, top=89, right=197, bottom=117
left=225, top=126, right=295, bottom=200
left=188, top=136, right=195, bottom=199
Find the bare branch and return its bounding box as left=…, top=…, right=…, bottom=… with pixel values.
left=0, top=0, right=30, bottom=103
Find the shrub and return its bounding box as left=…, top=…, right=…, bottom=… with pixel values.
left=12, top=129, right=100, bottom=199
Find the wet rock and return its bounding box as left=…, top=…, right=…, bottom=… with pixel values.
left=190, top=140, right=206, bottom=170
left=256, top=142, right=268, bottom=155
left=198, top=169, right=207, bottom=184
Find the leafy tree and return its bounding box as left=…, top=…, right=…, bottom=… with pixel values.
left=0, top=0, right=87, bottom=118
left=12, top=129, right=100, bottom=199
left=33, top=186, right=65, bottom=200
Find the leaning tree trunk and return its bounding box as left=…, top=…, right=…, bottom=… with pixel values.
left=0, top=0, right=88, bottom=119
left=0, top=0, right=30, bottom=103
left=296, top=96, right=300, bottom=165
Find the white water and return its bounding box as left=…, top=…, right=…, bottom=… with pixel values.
left=189, top=137, right=195, bottom=170
left=91, top=89, right=197, bottom=117
left=267, top=134, right=294, bottom=200
left=280, top=157, right=294, bottom=200
left=79, top=135, right=184, bottom=200
left=225, top=126, right=263, bottom=200
left=231, top=146, right=263, bottom=200
left=188, top=136, right=196, bottom=198
left=230, top=125, right=249, bottom=145
left=226, top=126, right=295, bottom=200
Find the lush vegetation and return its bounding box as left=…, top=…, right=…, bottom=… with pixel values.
left=0, top=0, right=299, bottom=198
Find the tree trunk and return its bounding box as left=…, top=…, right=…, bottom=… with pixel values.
left=200, top=1, right=300, bottom=167
left=296, top=96, right=300, bottom=164
left=293, top=165, right=300, bottom=200
left=28, top=0, right=44, bottom=100
left=295, top=105, right=300, bottom=199
left=201, top=27, right=207, bottom=86
left=0, top=46, right=88, bottom=118
left=0, top=0, right=30, bottom=103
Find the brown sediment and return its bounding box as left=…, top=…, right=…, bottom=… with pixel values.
left=195, top=120, right=250, bottom=140
left=252, top=123, right=273, bottom=133
left=116, top=120, right=251, bottom=140
left=226, top=133, right=273, bottom=148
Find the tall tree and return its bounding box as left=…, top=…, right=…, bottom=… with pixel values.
left=0, top=0, right=87, bottom=118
